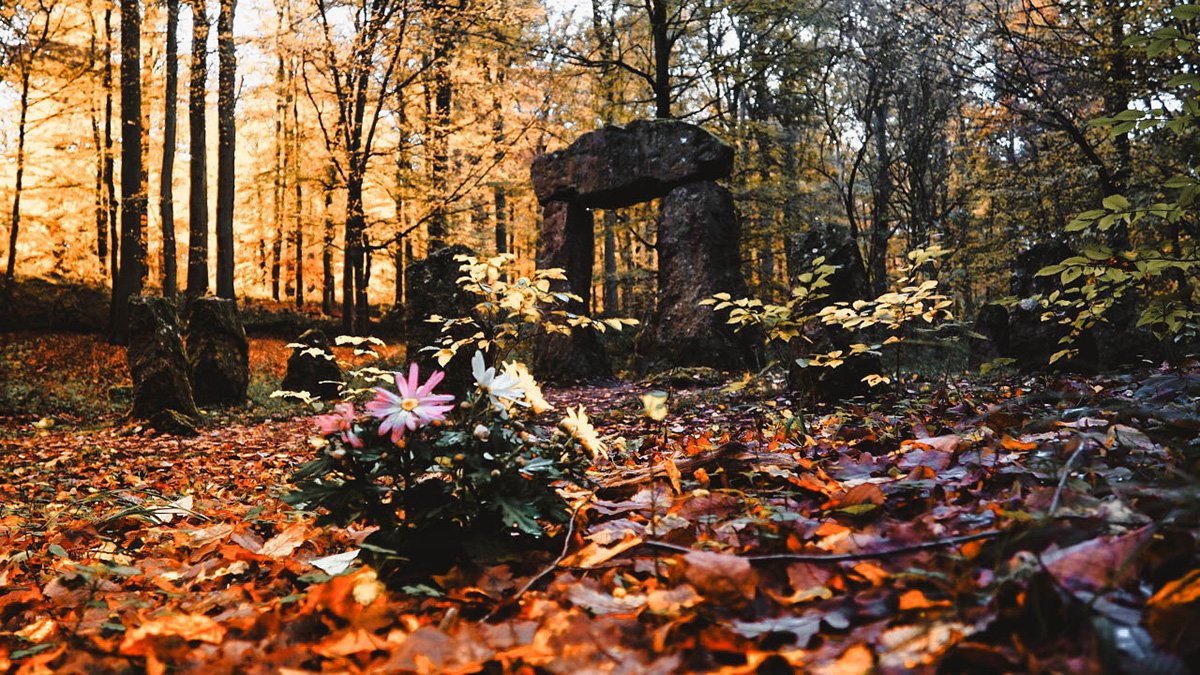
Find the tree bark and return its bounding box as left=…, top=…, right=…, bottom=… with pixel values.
left=322, top=175, right=334, bottom=316
left=5, top=69, right=31, bottom=282
left=187, top=0, right=210, bottom=299
left=160, top=0, right=180, bottom=299
left=111, top=0, right=146, bottom=343
left=104, top=2, right=119, bottom=285
left=215, top=0, right=236, bottom=299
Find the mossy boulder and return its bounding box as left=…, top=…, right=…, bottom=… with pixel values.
left=127, top=296, right=200, bottom=434
left=185, top=298, right=250, bottom=406
left=282, top=329, right=343, bottom=400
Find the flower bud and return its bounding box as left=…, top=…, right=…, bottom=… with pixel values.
left=473, top=424, right=490, bottom=442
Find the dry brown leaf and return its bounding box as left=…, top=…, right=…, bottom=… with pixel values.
left=1041, top=526, right=1152, bottom=590
left=259, top=524, right=306, bottom=558
left=646, top=584, right=702, bottom=615
left=683, top=550, right=758, bottom=604
left=563, top=535, right=643, bottom=568
left=313, top=628, right=393, bottom=657
left=120, top=614, right=227, bottom=655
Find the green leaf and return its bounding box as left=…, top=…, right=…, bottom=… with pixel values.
left=1171, top=5, right=1200, bottom=20
left=1102, top=194, right=1130, bottom=211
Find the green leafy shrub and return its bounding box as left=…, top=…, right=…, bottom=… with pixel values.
left=424, top=253, right=637, bottom=365
left=282, top=349, right=599, bottom=571
left=1037, top=6, right=1200, bottom=362
left=702, top=245, right=955, bottom=387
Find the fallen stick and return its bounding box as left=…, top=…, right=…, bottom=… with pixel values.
left=640, top=529, right=1005, bottom=563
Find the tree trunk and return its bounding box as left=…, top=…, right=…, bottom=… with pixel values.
left=271, top=16, right=285, bottom=302
left=291, top=70, right=304, bottom=309
left=159, top=0, right=180, bottom=299
left=322, top=178, right=334, bottom=316
left=111, top=0, right=146, bottom=343
left=104, top=4, right=118, bottom=284
left=5, top=70, right=31, bottom=282
left=342, top=174, right=366, bottom=334
left=650, top=0, right=671, bottom=119
left=602, top=209, right=617, bottom=315
left=89, top=0, right=107, bottom=272
left=186, top=0, right=209, bottom=299
left=215, top=0, right=236, bottom=299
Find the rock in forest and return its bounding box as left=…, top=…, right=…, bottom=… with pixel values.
left=531, top=120, right=734, bottom=209
left=637, top=181, right=758, bottom=371
left=127, top=296, right=200, bottom=433
left=404, top=245, right=477, bottom=392
left=282, top=329, right=342, bottom=400
left=783, top=225, right=879, bottom=401
left=532, top=201, right=611, bottom=382
left=185, top=297, right=249, bottom=406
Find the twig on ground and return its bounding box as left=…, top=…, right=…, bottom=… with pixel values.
left=640, top=529, right=1004, bottom=563
left=1050, top=439, right=1091, bottom=515
left=484, top=504, right=583, bottom=622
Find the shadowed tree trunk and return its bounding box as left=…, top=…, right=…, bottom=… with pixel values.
left=187, top=0, right=209, bottom=299
left=111, top=0, right=147, bottom=343
left=160, top=0, right=180, bottom=299
left=216, top=0, right=236, bottom=299
left=104, top=1, right=118, bottom=285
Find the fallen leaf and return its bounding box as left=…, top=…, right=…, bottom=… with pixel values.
left=120, top=614, right=227, bottom=655
left=259, top=524, right=307, bottom=558
left=1041, top=526, right=1152, bottom=590
left=646, top=584, right=702, bottom=615
left=684, top=550, right=758, bottom=604
left=563, top=535, right=643, bottom=568
left=313, top=628, right=392, bottom=657
left=311, top=549, right=360, bottom=575
left=567, top=585, right=647, bottom=615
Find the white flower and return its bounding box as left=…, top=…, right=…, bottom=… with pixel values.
left=472, top=350, right=525, bottom=414
left=561, top=405, right=607, bottom=460
left=473, top=424, right=490, bottom=442
left=502, top=360, right=553, bottom=414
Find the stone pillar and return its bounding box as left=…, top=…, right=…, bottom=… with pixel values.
left=532, top=200, right=611, bottom=381
left=185, top=297, right=249, bottom=406
left=638, top=181, right=757, bottom=370
left=128, top=296, right=200, bottom=433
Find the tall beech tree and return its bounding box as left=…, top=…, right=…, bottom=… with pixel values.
left=187, top=0, right=209, bottom=299
left=160, top=0, right=180, bottom=298
left=110, top=0, right=146, bottom=343
left=216, top=0, right=236, bottom=299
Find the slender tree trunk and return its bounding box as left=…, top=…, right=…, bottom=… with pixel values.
left=602, top=210, right=617, bottom=315
left=271, top=13, right=285, bottom=302
left=322, top=181, right=334, bottom=315
left=343, top=174, right=366, bottom=333
left=139, top=13, right=152, bottom=289
left=650, top=0, right=671, bottom=119
left=5, top=70, right=31, bottom=282
left=215, top=0, right=236, bottom=298
left=291, top=66, right=304, bottom=309
left=160, top=0, right=180, bottom=299
left=104, top=2, right=118, bottom=285
left=111, top=0, right=146, bottom=343
left=187, top=0, right=209, bottom=299
left=89, top=0, right=108, bottom=272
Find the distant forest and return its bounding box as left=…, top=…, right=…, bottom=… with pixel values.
left=0, top=0, right=1195, bottom=339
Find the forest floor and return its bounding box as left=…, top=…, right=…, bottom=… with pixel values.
left=1, top=332, right=1199, bottom=673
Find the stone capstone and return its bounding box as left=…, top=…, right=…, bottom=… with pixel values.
left=532, top=201, right=610, bottom=382
left=531, top=120, right=734, bottom=209
left=185, top=297, right=249, bottom=406
left=636, top=182, right=758, bottom=370
left=127, top=296, right=200, bottom=433
left=282, top=329, right=343, bottom=401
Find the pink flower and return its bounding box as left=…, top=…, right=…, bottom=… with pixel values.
left=315, top=402, right=363, bottom=448
left=366, top=363, right=456, bottom=443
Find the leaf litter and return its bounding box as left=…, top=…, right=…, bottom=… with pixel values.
left=1, top=340, right=1198, bottom=672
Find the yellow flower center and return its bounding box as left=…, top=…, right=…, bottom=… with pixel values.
left=401, top=398, right=420, bottom=412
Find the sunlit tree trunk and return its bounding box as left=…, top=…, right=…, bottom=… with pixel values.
left=111, top=0, right=146, bottom=343
left=104, top=2, right=119, bottom=285
left=216, top=0, right=236, bottom=299
left=5, top=67, right=31, bottom=283
left=271, top=7, right=285, bottom=302
left=160, top=0, right=180, bottom=299
left=187, top=0, right=209, bottom=299
left=322, top=175, right=334, bottom=315
left=89, top=0, right=108, bottom=273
